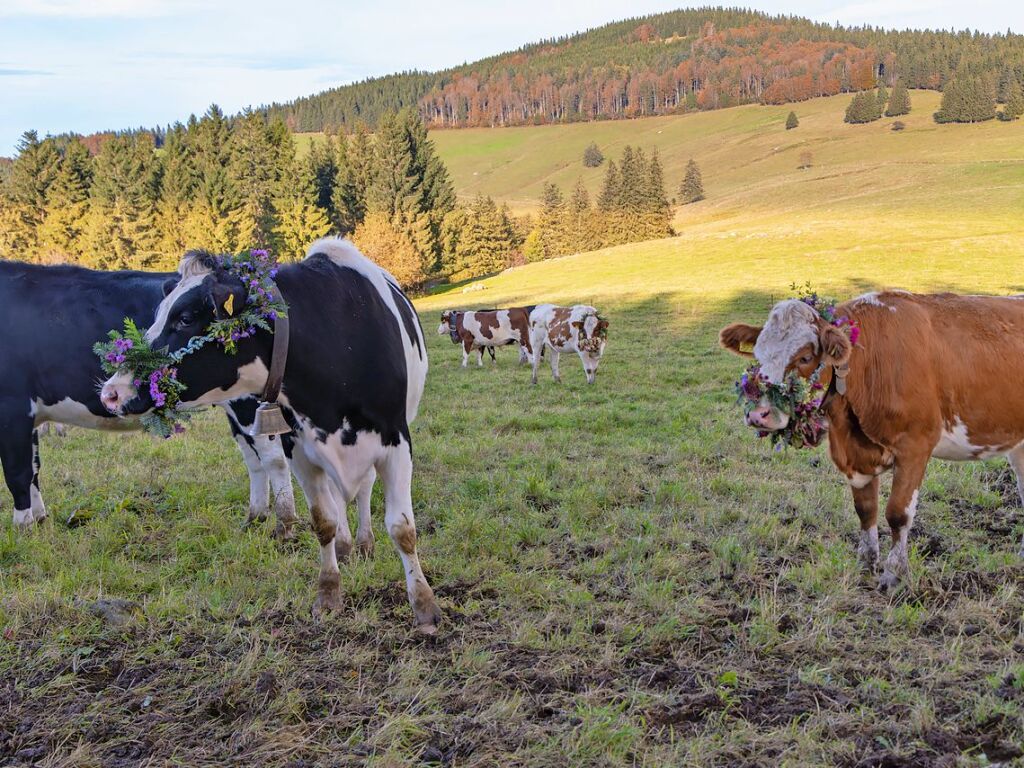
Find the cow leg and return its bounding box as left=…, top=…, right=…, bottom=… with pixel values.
left=255, top=435, right=297, bottom=541
left=1007, top=446, right=1024, bottom=557
left=462, top=339, right=471, bottom=368
left=325, top=480, right=356, bottom=562
left=29, top=430, right=47, bottom=523
left=288, top=446, right=345, bottom=613
left=549, top=349, right=562, bottom=382
left=850, top=475, right=880, bottom=570
left=377, top=440, right=440, bottom=633
left=234, top=432, right=271, bottom=527
left=355, top=468, right=376, bottom=558
left=879, top=454, right=928, bottom=589
left=476, top=347, right=484, bottom=367
left=0, top=405, right=35, bottom=527
left=487, top=346, right=496, bottom=363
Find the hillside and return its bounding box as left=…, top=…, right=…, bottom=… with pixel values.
left=267, top=7, right=1024, bottom=132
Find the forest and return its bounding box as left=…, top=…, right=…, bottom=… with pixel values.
left=262, top=8, right=1024, bottom=131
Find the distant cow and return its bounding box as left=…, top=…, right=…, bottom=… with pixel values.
left=529, top=304, right=609, bottom=385
left=720, top=291, right=1024, bottom=588
left=0, top=260, right=295, bottom=534
left=100, top=239, right=439, bottom=632
left=438, top=308, right=534, bottom=367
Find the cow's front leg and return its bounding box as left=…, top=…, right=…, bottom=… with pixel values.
left=289, top=446, right=345, bottom=612
left=0, top=406, right=36, bottom=527
left=530, top=337, right=544, bottom=385
left=476, top=347, right=484, bottom=367
left=549, top=350, right=561, bottom=382
left=850, top=474, right=880, bottom=571
left=377, top=439, right=440, bottom=634
left=462, top=339, right=472, bottom=368
left=234, top=432, right=271, bottom=527
left=879, top=453, right=928, bottom=589
left=29, top=430, right=47, bottom=523
left=258, top=436, right=298, bottom=542
left=1007, top=446, right=1024, bottom=558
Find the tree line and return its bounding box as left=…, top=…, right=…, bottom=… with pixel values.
left=262, top=8, right=1024, bottom=132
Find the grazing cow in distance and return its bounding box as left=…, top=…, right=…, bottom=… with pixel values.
left=720, top=291, right=1024, bottom=588
left=0, top=260, right=295, bottom=534
left=100, top=238, right=440, bottom=632
left=529, top=304, right=609, bottom=385
left=438, top=307, right=534, bottom=367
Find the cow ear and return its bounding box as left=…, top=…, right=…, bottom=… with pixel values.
left=209, top=280, right=246, bottom=320
left=162, top=278, right=179, bottom=297
left=719, top=323, right=761, bottom=357
left=820, top=325, right=852, bottom=365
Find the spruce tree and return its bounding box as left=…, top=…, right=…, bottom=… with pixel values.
left=885, top=81, right=911, bottom=116
left=274, top=152, right=332, bottom=261
left=565, top=179, right=599, bottom=254
left=582, top=142, right=604, bottom=167
left=333, top=123, right=373, bottom=234
left=189, top=104, right=245, bottom=252
left=934, top=76, right=996, bottom=123
left=537, top=182, right=566, bottom=259
left=38, top=138, right=92, bottom=261
left=597, top=160, right=621, bottom=211
left=230, top=110, right=286, bottom=249
left=1002, top=79, right=1024, bottom=120
left=156, top=123, right=198, bottom=261
left=844, top=91, right=882, bottom=123
left=644, top=148, right=672, bottom=238
left=785, top=111, right=799, bottom=129
left=679, top=159, right=705, bottom=204
left=7, top=131, right=60, bottom=249
left=876, top=84, right=889, bottom=114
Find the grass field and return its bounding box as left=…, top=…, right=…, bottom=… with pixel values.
left=3, top=95, right=1024, bottom=766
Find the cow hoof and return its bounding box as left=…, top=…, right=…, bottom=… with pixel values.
left=273, top=520, right=297, bottom=542
left=12, top=509, right=33, bottom=528
left=312, top=587, right=344, bottom=615
left=416, top=622, right=439, bottom=636
left=877, top=570, right=902, bottom=591
left=335, top=538, right=354, bottom=563
left=356, top=535, right=375, bottom=558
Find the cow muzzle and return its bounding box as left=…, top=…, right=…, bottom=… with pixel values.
left=100, top=373, right=138, bottom=415
left=436, top=322, right=449, bottom=335
left=745, top=403, right=789, bottom=431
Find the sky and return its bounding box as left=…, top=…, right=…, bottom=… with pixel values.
left=1, top=0, right=1023, bottom=155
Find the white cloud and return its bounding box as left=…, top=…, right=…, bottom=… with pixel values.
left=0, top=0, right=187, bottom=18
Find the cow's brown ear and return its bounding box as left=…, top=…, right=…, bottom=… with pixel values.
left=820, top=325, right=852, bottom=365
left=719, top=323, right=761, bottom=357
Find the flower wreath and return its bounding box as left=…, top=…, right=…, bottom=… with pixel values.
left=734, top=285, right=859, bottom=450
left=577, top=314, right=608, bottom=353
left=95, top=249, right=287, bottom=438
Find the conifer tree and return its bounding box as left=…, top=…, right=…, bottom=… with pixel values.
left=934, top=75, right=996, bottom=123
left=274, top=152, right=332, bottom=261
left=82, top=133, right=160, bottom=269
left=537, top=182, right=566, bottom=259
left=189, top=104, right=245, bottom=252
left=844, top=91, right=882, bottom=123
left=230, top=110, right=285, bottom=249
left=644, top=148, right=672, bottom=238
left=565, top=179, right=599, bottom=254
left=333, top=123, right=373, bottom=234
left=38, top=138, right=92, bottom=261
left=785, top=111, right=799, bottom=129
left=679, top=159, right=705, bottom=204
left=1002, top=78, right=1024, bottom=120
left=597, top=160, right=621, bottom=211
left=885, top=81, right=911, bottom=116
left=876, top=84, right=889, bottom=113
left=582, top=142, right=604, bottom=167
left=155, top=123, right=198, bottom=261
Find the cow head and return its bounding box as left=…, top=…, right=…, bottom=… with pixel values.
left=100, top=251, right=266, bottom=416
left=574, top=313, right=609, bottom=384
left=437, top=310, right=455, bottom=336
left=720, top=299, right=852, bottom=431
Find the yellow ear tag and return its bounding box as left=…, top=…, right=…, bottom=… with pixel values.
left=739, top=341, right=755, bottom=353
left=223, top=294, right=235, bottom=317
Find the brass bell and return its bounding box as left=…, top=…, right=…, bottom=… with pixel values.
left=251, top=402, right=291, bottom=436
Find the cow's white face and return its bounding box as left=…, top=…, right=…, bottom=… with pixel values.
left=437, top=311, right=453, bottom=336
left=576, top=314, right=609, bottom=384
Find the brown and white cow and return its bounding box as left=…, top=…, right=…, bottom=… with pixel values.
left=438, top=308, right=533, bottom=367
left=529, top=304, right=609, bottom=385
left=721, top=291, right=1024, bottom=588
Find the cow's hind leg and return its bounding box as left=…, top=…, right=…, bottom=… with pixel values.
left=549, top=349, right=561, bottom=382
left=879, top=453, right=928, bottom=589
left=289, top=446, right=345, bottom=612
left=851, top=475, right=880, bottom=571
left=0, top=404, right=36, bottom=527
left=355, top=468, right=376, bottom=557
left=377, top=440, right=440, bottom=633
left=1007, top=446, right=1024, bottom=557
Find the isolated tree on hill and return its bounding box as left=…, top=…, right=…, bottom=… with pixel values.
left=844, top=91, right=881, bottom=124
left=798, top=150, right=814, bottom=169
left=934, top=76, right=996, bottom=123
left=679, top=159, right=705, bottom=204
left=1000, top=79, right=1024, bottom=120
left=885, top=81, right=911, bottom=116
left=582, top=142, right=604, bottom=167
left=785, top=111, right=799, bottom=129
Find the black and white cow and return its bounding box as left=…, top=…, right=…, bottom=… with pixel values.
left=0, top=260, right=296, bottom=533
left=99, top=238, right=439, bottom=632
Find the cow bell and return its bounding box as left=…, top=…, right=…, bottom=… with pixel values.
left=252, top=402, right=291, bottom=436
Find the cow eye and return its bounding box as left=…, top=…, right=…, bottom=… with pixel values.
left=176, top=312, right=194, bottom=329
left=800, top=353, right=814, bottom=364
